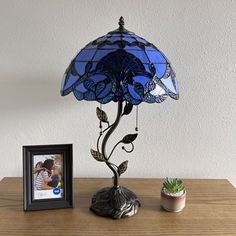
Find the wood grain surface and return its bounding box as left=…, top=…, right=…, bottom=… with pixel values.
left=0, top=178, right=235, bottom=236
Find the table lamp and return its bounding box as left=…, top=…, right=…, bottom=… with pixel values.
left=61, top=17, right=179, bottom=219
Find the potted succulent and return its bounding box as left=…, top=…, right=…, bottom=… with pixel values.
left=160, top=178, right=186, bottom=212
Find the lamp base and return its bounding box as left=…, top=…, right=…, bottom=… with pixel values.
left=90, top=186, right=141, bottom=219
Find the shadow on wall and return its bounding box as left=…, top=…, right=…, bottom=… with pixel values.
left=0, top=78, right=71, bottom=115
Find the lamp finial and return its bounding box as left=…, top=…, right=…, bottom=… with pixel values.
left=118, top=16, right=125, bottom=31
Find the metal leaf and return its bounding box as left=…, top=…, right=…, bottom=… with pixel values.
left=90, top=149, right=106, bottom=162
left=121, top=133, right=138, bottom=144
left=122, top=102, right=133, bottom=116
left=118, top=160, right=128, bottom=176
left=96, top=107, right=108, bottom=123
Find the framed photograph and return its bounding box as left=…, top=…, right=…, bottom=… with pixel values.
left=23, top=144, right=73, bottom=211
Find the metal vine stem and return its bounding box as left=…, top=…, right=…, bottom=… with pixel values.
left=102, top=101, right=122, bottom=187
left=96, top=101, right=136, bottom=188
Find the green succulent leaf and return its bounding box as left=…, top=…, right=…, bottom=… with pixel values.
left=163, top=177, right=185, bottom=194
left=118, top=160, right=128, bottom=176
left=90, top=149, right=106, bottom=162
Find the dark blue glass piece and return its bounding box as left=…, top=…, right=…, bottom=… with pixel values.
left=126, top=50, right=149, bottom=63
left=61, top=28, right=179, bottom=104
left=101, top=44, right=120, bottom=50
left=84, top=91, right=96, bottom=100
left=109, top=37, right=122, bottom=42
left=93, top=49, right=116, bottom=61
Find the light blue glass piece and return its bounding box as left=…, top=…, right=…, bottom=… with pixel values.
left=161, top=76, right=178, bottom=94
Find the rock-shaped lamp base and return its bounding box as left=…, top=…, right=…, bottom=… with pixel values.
left=90, top=186, right=141, bottom=219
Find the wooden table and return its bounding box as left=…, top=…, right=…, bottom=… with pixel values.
left=0, top=178, right=236, bottom=235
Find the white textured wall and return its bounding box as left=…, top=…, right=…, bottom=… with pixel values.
left=0, top=0, right=235, bottom=186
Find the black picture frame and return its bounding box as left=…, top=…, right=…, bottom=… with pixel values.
left=23, top=144, right=73, bottom=211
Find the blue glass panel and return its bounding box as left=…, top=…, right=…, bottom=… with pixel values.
left=84, top=79, right=95, bottom=91
left=96, top=35, right=109, bottom=43
left=95, top=82, right=106, bottom=97
left=154, top=63, right=167, bottom=78
left=146, top=51, right=166, bottom=63
left=63, top=74, right=78, bottom=90
left=97, top=82, right=112, bottom=98
left=161, top=76, right=177, bottom=94
left=122, top=37, right=137, bottom=43
left=143, top=64, right=151, bottom=73
left=76, top=49, right=96, bottom=61
left=109, top=37, right=122, bottom=42
left=149, top=83, right=166, bottom=96
left=133, top=76, right=150, bottom=86
left=93, top=49, right=116, bottom=61
left=84, top=91, right=96, bottom=100
left=128, top=85, right=141, bottom=100
left=145, top=45, right=156, bottom=51
left=90, top=74, right=107, bottom=83
left=90, top=62, right=97, bottom=72
left=127, top=50, right=149, bottom=63
left=74, top=62, right=87, bottom=75
left=122, top=33, right=134, bottom=37
left=84, top=43, right=97, bottom=49
left=73, top=90, right=83, bottom=101
left=110, top=34, right=122, bottom=36
left=135, top=37, right=147, bottom=44
left=76, top=83, right=87, bottom=93
left=124, top=45, right=141, bottom=50
left=101, top=44, right=120, bottom=50
left=98, top=93, right=114, bottom=104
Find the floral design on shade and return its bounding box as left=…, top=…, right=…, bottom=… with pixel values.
left=61, top=27, right=179, bottom=105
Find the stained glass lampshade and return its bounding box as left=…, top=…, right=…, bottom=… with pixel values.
left=61, top=17, right=179, bottom=219
left=61, top=18, right=178, bottom=105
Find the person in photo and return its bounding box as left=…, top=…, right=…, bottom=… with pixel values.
left=34, top=159, right=54, bottom=190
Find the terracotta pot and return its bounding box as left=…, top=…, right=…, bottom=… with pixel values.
left=160, top=188, right=186, bottom=212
